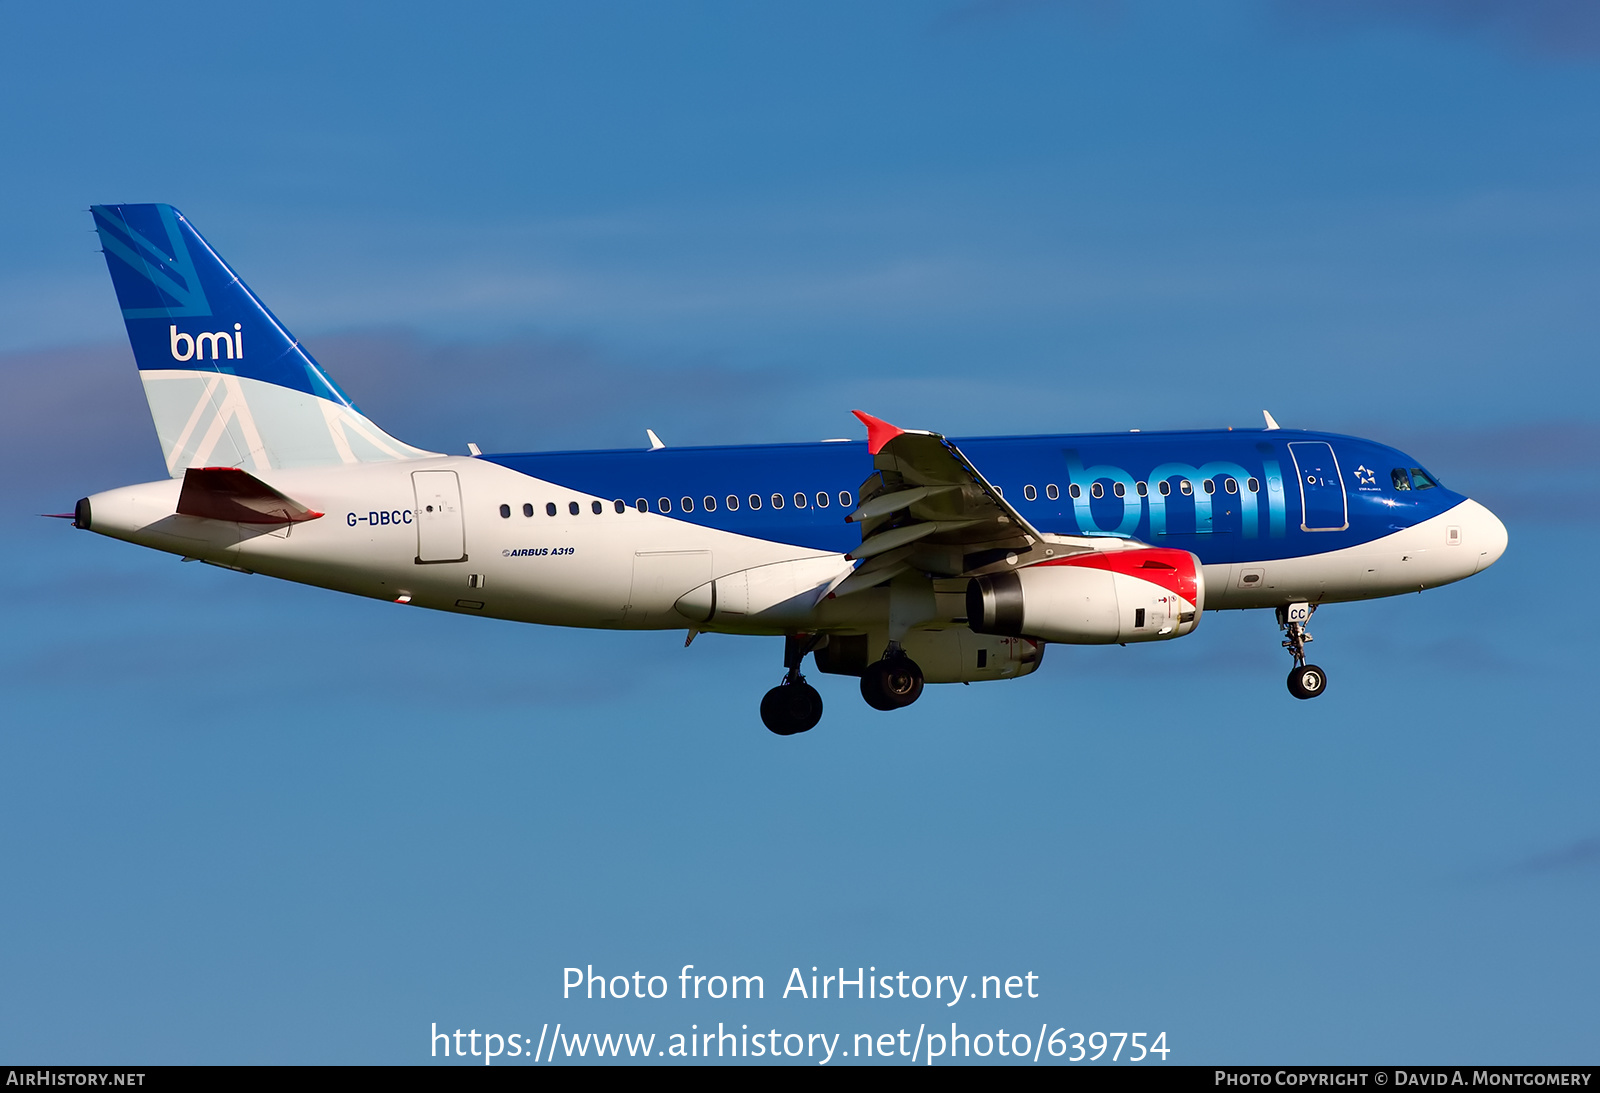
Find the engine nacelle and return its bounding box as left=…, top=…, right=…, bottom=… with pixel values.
left=967, top=547, right=1204, bottom=644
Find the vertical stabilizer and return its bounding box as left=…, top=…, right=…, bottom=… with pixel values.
left=92, top=203, right=434, bottom=475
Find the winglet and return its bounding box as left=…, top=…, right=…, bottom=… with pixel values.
left=852, top=410, right=905, bottom=455
left=1262, top=410, right=1280, bottom=431
left=646, top=429, right=666, bottom=450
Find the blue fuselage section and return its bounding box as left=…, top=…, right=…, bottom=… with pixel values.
left=485, top=429, right=1463, bottom=565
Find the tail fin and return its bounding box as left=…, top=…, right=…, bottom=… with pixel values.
left=91, top=203, right=434, bottom=475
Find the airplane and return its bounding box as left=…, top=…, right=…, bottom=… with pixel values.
left=64, top=203, right=1509, bottom=735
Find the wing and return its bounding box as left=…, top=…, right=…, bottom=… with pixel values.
left=831, top=411, right=1101, bottom=597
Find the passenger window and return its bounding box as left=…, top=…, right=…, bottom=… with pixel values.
left=1046, top=484, right=1059, bottom=501
left=1091, top=483, right=1103, bottom=499
left=522, top=503, right=534, bottom=517
left=726, top=495, right=740, bottom=511
left=749, top=494, right=762, bottom=511
left=634, top=498, right=647, bottom=512
left=815, top=492, right=829, bottom=508
left=1203, top=479, right=1215, bottom=495
left=1410, top=468, right=1438, bottom=490
left=569, top=501, right=580, bottom=515
left=838, top=491, right=853, bottom=507
left=547, top=502, right=558, bottom=516
left=591, top=500, right=603, bottom=514
left=1069, top=484, right=1081, bottom=499
left=793, top=492, right=807, bottom=509
left=1136, top=481, right=1148, bottom=497
left=499, top=504, right=510, bottom=518
left=658, top=497, right=671, bottom=513
left=703, top=496, right=717, bottom=512
left=614, top=500, right=626, bottom=514
left=1180, top=480, right=1193, bottom=496
left=1247, top=477, right=1259, bottom=493
left=1159, top=481, right=1171, bottom=496
left=1113, top=482, right=1125, bottom=498
left=1225, top=478, right=1238, bottom=494
left=1391, top=469, right=1412, bottom=491
left=1024, top=484, right=1037, bottom=501
left=771, top=493, right=784, bottom=510
left=680, top=497, right=694, bottom=512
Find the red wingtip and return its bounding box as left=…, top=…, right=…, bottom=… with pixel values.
left=851, top=410, right=905, bottom=455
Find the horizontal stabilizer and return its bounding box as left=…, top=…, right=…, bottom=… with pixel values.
left=176, top=467, right=323, bottom=524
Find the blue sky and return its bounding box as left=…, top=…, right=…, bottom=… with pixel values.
left=1, top=0, right=1596, bottom=1064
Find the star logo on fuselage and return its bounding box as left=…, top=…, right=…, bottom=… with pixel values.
left=1353, top=464, right=1377, bottom=487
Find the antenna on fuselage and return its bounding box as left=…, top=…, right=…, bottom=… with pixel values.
left=1262, top=410, right=1281, bottom=431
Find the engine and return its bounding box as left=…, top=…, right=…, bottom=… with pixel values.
left=966, top=547, right=1204, bottom=644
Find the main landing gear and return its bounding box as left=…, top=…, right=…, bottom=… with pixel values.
left=760, top=634, right=824, bottom=736
left=860, top=644, right=924, bottom=712
left=1278, top=603, right=1328, bottom=700
left=759, top=637, right=928, bottom=733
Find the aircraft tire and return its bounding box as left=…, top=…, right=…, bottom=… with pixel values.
left=761, top=681, right=824, bottom=735
left=1287, top=664, right=1327, bottom=700
left=860, top=656, right=925, bottom=711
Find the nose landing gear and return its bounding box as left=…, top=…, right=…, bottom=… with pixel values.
left=1278, top=603, right=1327, bottom=700
left=761, top=633, right=824, bottom=735
left=1287, top=663, right=1327, bottom=700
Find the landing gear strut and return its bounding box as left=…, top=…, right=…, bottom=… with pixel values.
left=1278, top=603, right=1328, bottom=700
left=860, top=644, right=925, bottom=711
left=761, top=633, right=824, bottom=735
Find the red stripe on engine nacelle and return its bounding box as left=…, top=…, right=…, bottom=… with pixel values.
left=1036, top=547, right=1200, bottom=606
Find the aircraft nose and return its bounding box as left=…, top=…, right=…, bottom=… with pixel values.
left=1458, top=498, right=1508, bottom=574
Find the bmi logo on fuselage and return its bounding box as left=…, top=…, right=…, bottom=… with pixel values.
left=169, top=323, right=243, bottom=361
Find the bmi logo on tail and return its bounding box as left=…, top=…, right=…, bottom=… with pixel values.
left=170, top=323, right=244, bottom=361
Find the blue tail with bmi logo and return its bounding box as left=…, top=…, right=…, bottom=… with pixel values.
left=92, top=203, right=432, bottom=475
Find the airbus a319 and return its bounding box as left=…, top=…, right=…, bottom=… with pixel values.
left=65, top=204, right=1508, bottom=734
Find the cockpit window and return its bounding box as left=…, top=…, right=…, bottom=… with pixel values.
left=1392, top=467, right=1439, bottom=491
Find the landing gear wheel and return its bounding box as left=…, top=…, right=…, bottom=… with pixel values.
left=1287, top=664, right=1327, bottom=700
left=860, top=656, right=925, bottom=711
left=761, top=681, right=823, bottom=735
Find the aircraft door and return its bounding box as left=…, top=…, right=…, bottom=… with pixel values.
left=412, top=470, right=467, bottom=563
left=1288, top=442, right=1348, bottom=531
